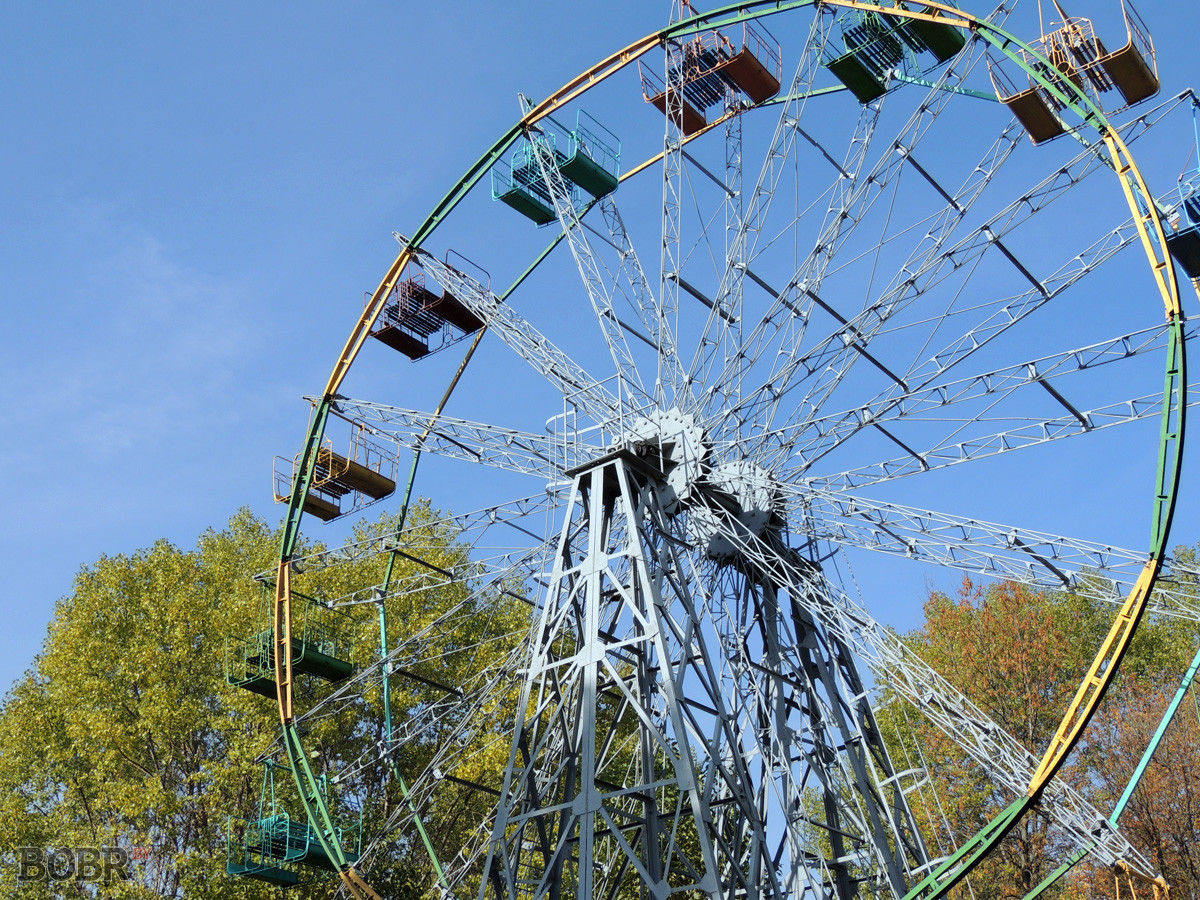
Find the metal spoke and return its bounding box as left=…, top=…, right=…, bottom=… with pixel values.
left=804, top=379, right=1200, bottom=493
left=293, top=539, right=553, bottom=737
left=328, top=397, right=576, bottom=479
left=326, top=540, right=552, bottom=610
left=773, top=324, right=1186, bottom=472
left=695, top=89, right=888, bottom=431
left=595, top=195, right=684, bottom=405
left=409, top=242, right=623, bottom=426
left=741, top=105, right=1175, bottom=468
left=718, top=37, right=1021, bottom=443
left=277, top=491, right=556, bottom=577
left=527, top=118, right=652, bottom=407
left=682, top=14, right=833, bottom=412
left=792, top=489, right=1200, bottom=621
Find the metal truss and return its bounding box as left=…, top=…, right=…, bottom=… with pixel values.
left=685, top=13, right=831, bottom=405
left=730, top=572, right=932, bottom=898
left=780, top=324, right=1186, bottom=471
left=276, top=491, right=557, bottom=577
left=481, top=452, right=934, bottom=900
left=595, top=195, right=680, bottom=404
left=807, top=378, right=1200, bottom=493
left=484, top=451, right=775, bottom=900
left=527, top=117, right=652, bottom=409
left=328, top=397, right=571, bottom=479
left=739, top=104, right=1168, bottom=470
left=659, top=18, right=688, bottom=412
left=793, top=490, right=1200, bottom=621
left=703, top=512, right=1160, bottom=884
left=721, top=28, right=1022, bottom=442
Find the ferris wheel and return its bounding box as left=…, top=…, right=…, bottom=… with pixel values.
left=223, top=2, right=1199, bottom=899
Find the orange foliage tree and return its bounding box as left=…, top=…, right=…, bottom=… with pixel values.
left=883, top=570, right=1200, bottom=900
left=887, top=577, right=1100, bottom=900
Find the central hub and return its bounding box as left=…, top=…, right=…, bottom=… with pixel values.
left=625, top=408, right=708, bottom=515
left=622, top=408, right=780, bottom=561
left=691, top=460, right=779, bottom=562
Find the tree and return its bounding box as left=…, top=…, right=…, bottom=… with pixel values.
left=882, top=565, right=1200, bottom=900
left=876, top=578, right=1097, bottom=900
left=1082, top=678, right=1200, bottom=900
left=1078, top=549, right=1200, bottom=900
left=0, top=505, right=531, bottom=899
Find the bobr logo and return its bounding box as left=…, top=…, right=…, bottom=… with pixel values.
left=16, top=847, right=132, bottom=883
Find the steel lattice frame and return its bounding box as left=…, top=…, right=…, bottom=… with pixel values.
left=251, top=3, right=1196, bottom=900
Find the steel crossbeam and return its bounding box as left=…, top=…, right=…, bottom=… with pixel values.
left=277, top=492, right=557, bottom=576
left=596, top=196, right=682, bottom=404
left=739, top=110, right=1166, bottom=469
left=325, top=397, right=574, bottom=479
left=684, top=15, right=832, bottom=407
left=775, top=325, right=1179, bottom=470
left=481, top=453, right=940, bottom=900
left=527, top=119, right=652, bottom=410
left=721, top=34, right=1022, bottom=441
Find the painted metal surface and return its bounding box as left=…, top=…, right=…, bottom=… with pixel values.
left=254, top=3, right=1189, bottom=898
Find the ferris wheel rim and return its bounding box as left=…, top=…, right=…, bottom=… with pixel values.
left=259, top=4, right=1189, bottom=899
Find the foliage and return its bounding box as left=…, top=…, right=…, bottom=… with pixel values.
left=882, top=561, right=1200, bottom=900
left=0, top=505, right=532, bottom=899
left=1080, top=678, right=1200, bottom=900
left=888, top=578, right=1098, bottom=900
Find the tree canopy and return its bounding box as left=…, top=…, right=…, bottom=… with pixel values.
left=0, top=505, right=532, bottom=899
left=885, top=568, right=1200, bottom=900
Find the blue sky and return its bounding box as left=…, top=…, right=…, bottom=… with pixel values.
left=3, top=1, right=1198, bottom=695
left=0, top=1, right=668, bottom=692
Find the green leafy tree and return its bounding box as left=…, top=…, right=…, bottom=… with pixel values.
left=0, top=505, right=531, bottom=899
